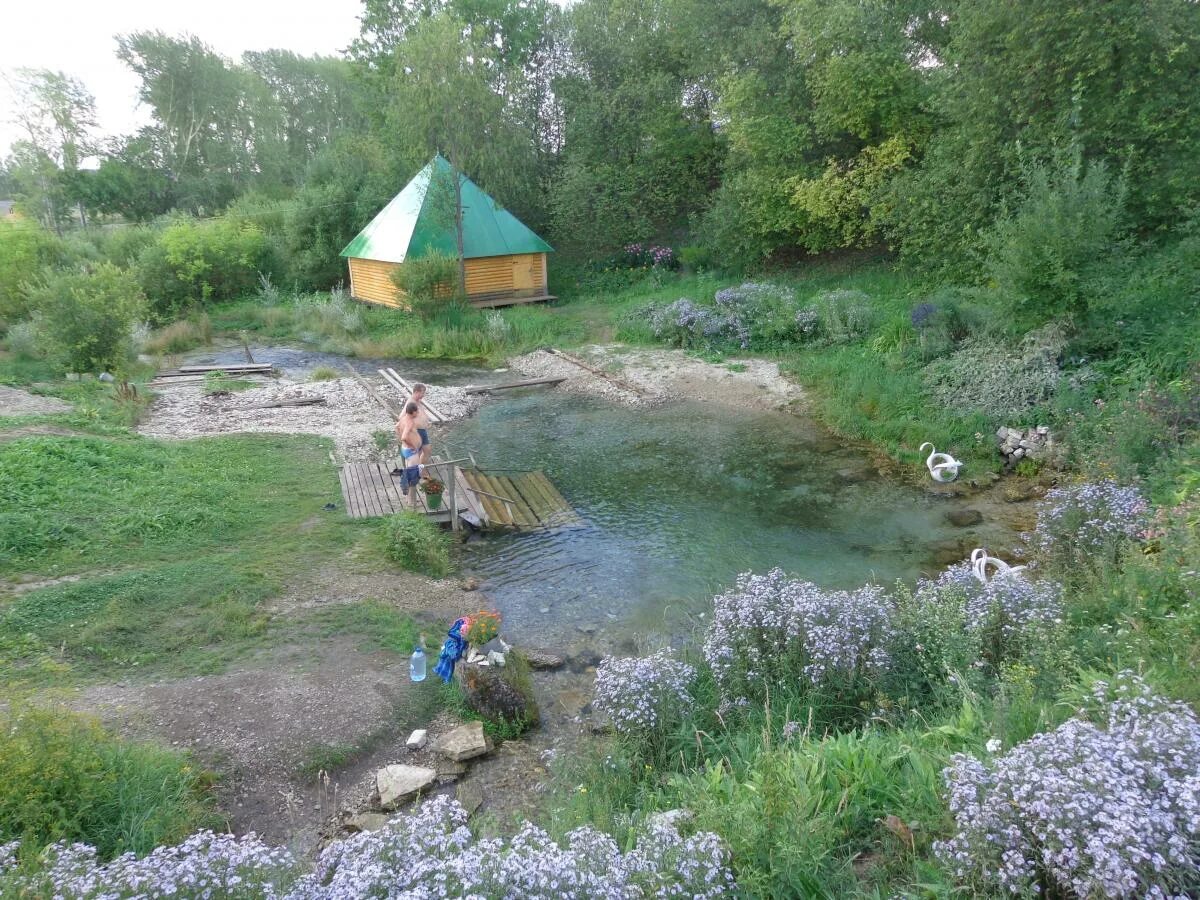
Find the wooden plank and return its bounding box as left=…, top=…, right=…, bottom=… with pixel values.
left=492, top=475, right=538, bottom=528
left=345, top=367, right=400, bottom=420
left=338, top=468, right=359, bottom=518
left=530, top=471, right=581, bottom=525
left=469, top=294, right=555, bottom=309
left=464, top=470, right=510, bottom=526
left=386, top=369, right=448, bottom=424
left=366, top=462, right=399, bottom=515
left=547, top=348, right=645, bottom=396
left=356, top=464, right=385, bottom=518
left=455, top=466, right=489, bottom=525
left=178, top=364, right=273, bottom=374
left=463, top=377, right=565, bottom=394
left=342, top=465, right=373, bottom=519
left=478, top=473, right=520, bottom=527
left=519, top=471, right=575, bottom=527
left=509, top=472, right=554, bottom=526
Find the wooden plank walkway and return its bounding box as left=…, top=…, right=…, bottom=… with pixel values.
left=338, top=461, right=580, bottom=530
left=339, top=461, right=471, bottom=522
left=458, top=469, right=582, bottom=529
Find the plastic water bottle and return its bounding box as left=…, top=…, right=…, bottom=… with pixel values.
left=409, top=645, right=427, bottom=682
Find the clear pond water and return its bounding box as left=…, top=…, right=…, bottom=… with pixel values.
left=447, top=390, right=1017, bottom=647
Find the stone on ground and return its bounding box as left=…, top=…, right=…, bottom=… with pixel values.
left=376, top=764, right=436, bottom=810
left=946, top=508, right=984, bottom=527
left=432, top=721, right=490, bottom=762
left=456, top=781, right=484, bottom=816
left=455, top=652, right=539, bottom=728
left=406, top=728, right=428, bottom=750
left=347, top=812, right=391, bottom=833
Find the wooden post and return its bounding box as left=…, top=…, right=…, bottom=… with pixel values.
left=448, top=465, right=459, bottom=531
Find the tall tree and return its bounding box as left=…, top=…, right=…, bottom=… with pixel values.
left=384, top=10, right=534, bottom=289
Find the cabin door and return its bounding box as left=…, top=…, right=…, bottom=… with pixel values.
left=512, top=255, right=537, bottom=295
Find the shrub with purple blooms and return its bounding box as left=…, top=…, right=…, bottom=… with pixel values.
left=936, top=672, right=1200, bottom=898
left=593, top=650, right=696, bottom=735
left=794, top=306, right=820, bottom=339
left=621, top=242, right=678, bottom=270
left=649, top=298, right=749, bottom=350
left=292, top=794, right=734, bottom=898
left=1029, top=480, right=1150, bottom=572
left=702, top=569, right=893, bottom=709
left=0, top=831, right=297, bottom=898
left=1, top=796, right=737, bottom=898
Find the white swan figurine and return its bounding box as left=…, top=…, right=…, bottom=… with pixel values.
left=919, top=442, right=963, bottom=482
left=970, top=548, right=1028, bottom=584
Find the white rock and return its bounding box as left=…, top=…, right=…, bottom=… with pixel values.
left=432, top=721, right=490, bottom=762
left=376, top=764, right=436, bottom=810
left=487, top=650, right=506, bottom=667
left=406, top=729, right=428, bottom=751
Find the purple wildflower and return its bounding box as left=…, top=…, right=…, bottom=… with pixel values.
left=936, top=672, right=1200, bottom=898
left=593, top=650, right=696, bottom=735
left=702, top=569, right=894, bottom=707
left=1029, top=481, right=1150, bottom=568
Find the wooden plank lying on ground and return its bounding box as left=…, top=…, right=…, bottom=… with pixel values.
left=345, top=367, right=400, bottom=420
left=384, top=369, right=449, bottom=423
left=463, top=377, right=565, bottom=394
left=247, top=396, right=326, bottom=409
left=178, top=363, right=274, bottom=374
left=546, top=348, right=646, bottom=396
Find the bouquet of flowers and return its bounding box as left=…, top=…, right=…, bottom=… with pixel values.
left=463, top=609, right=501, bottom=648
left=420, top=475, right=445, bottom=496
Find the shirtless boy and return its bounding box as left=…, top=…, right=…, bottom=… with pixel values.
left=395, top=402, right=423, bottom=496
left=409, top=383, right=432, bottom=465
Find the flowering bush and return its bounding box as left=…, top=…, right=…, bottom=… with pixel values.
left=621, top=242, right=678, bottom=270
left=936, top=672, right=1200, bottom=898
left=463, top=609, right=501, bottom=646
left=702, top=569, right=893, bottom=708
left=0, top=831, right=297, bottom=898
left=814, top=289, right=876, bottom=344
left=293, top=795, right=734, bottom=898
left=2, top=797, right=737, bottom=898
left=1029, top=480, right=1150, bottom=571
left=593, top=650, right=696, bottom=735
left=649, top=298, right=749, bottom=350
left=793, top=306, right=820, bottom=339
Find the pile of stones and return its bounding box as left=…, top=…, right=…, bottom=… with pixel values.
left=995, top=425, right=1055, bottom=465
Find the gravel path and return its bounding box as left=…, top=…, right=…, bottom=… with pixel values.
left=508, top=345, right=805, bottom=412
left=139, top=377, right=483, bottom=460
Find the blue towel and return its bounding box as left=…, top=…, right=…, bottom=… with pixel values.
left=434, top=618, right=467, bottom=683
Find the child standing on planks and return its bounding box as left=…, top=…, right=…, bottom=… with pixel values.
left=408, top=383, right=433, bottom=465
left=396, top=402, right=424, bottom=498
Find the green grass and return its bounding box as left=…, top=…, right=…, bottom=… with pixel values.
left=377, top=510, right=453, bottom=577
left=0, top=433, right=346, bottom=578
left=0, top=704, right=219, bottom=862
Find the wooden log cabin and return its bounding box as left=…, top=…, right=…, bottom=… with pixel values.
left=340, top=156, right=554, bottom=310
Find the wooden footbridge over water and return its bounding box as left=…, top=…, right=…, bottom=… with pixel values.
left=338, top=365, right=580, bottom=530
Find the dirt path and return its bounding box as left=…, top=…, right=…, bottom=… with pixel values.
left=0, top=385, right=72, bottom=416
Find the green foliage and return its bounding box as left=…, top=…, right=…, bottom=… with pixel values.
left=0, top=220, right=62, bottom=324
left=138, top=218, right=270, bottom=311
left=391, top=252, right=461, bottom=318
left=309, top=365, right=340, bottom=382
left=814, top=289, right=877, bottom=345
left=24, top=263, right=146, bottom=374
left=984, top=153, right=1126, bottom=320
left=0, top=705, right=216, bottom=861
left=140, top=314, right=213, bottom=355
left=378, top=510, right=452, bottom=577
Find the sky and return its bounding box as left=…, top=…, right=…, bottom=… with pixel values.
left=0, top=0, right=365, bottom=159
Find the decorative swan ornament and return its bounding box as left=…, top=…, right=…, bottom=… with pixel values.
left=919, top=442, right=962, bottom=482
left=970, top=548, right=1028, bottom=584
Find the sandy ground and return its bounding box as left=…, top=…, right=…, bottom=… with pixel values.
left=139, top=377, right=482, bottom=460
left=0, top=384, right=72, bottom=416
left=508, top=345, right=806, bottom=412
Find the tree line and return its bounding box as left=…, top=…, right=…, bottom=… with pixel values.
left=3, top=0, right=1199, bottom=284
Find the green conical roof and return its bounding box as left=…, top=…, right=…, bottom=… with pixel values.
left=340, top=156, right=553, bottom=262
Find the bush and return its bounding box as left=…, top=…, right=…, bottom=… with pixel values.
left=649, top=298, right=747, bottom=351
left=593, top=650, right=696, bottom=736
left=0, top=220, right=63, bottom=324
left=141, top=314, right=213, bottom=355
left=814, top=289, right=876, bottom=344
left=1028, top=481, right=1149, bottom=575
left=3, top=321, right=40, bottom=359
left=391, top=252, right=460, bottom=318
left=25, top=263, right=146, bottom=374
left=309, top=366, right=340, bottom=382
left=0, top=705, right=215, bottom=862
left=677, top=244, right=713, bottom=273
left=984, top=152, right=1126, bottom=320
left=138, top=218, right=271, bottom=312
left=702, top=569, right=893, bottom=711
left=379, top=510, right=452, bottom=577
left=937, top=672, right=1200, bottom=897
left=923, top=322, right=1066, bottom=418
